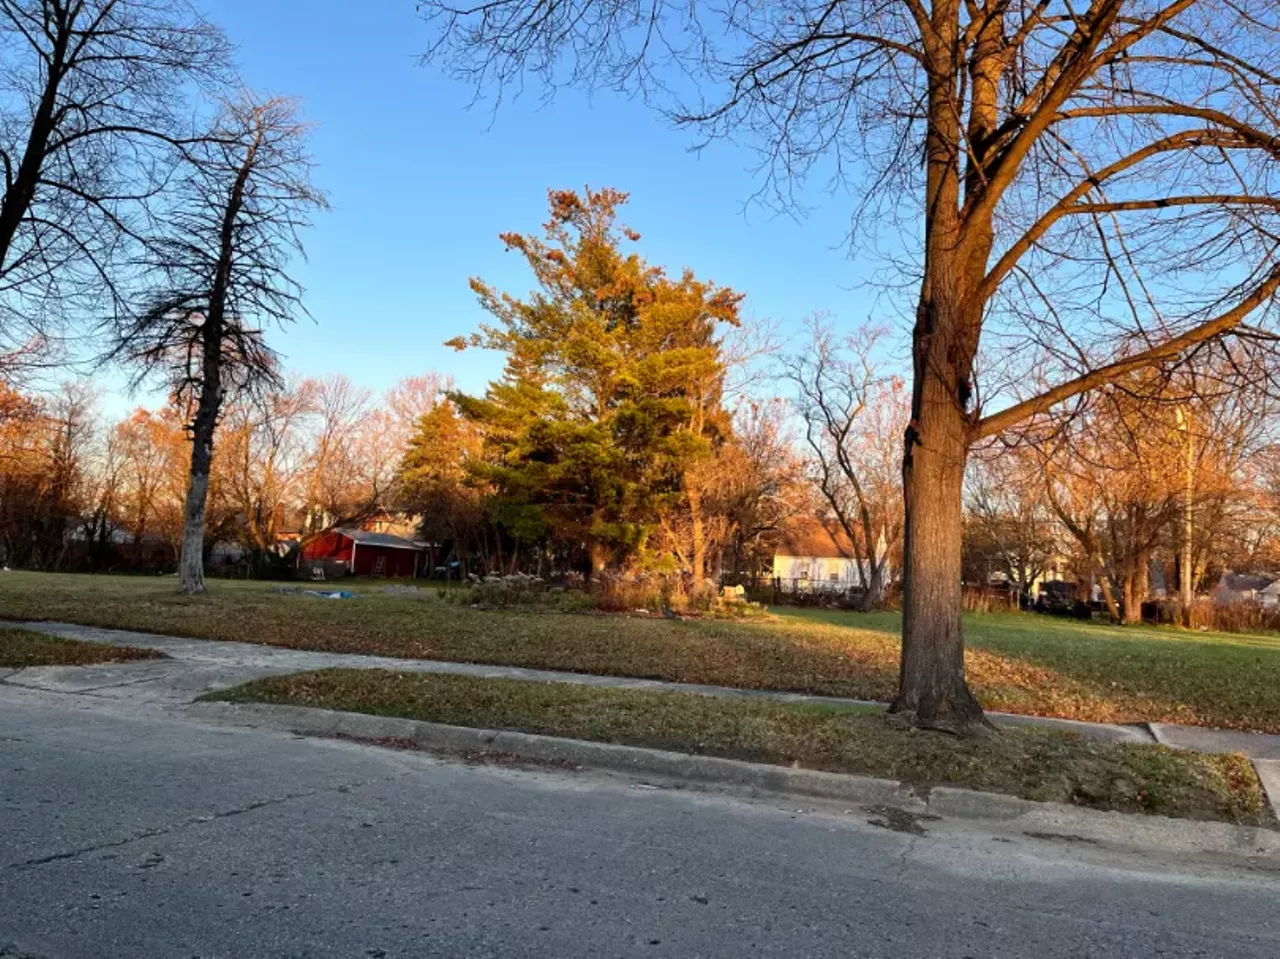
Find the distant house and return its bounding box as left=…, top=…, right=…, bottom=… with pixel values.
left=358, top=508, right=421, bottom=539
left=771, top=519, right=887, bottom=592
left=297, top=528, right=427, bottom=579
left=1211, top=571, right=1277, bottom=606
left=1258, top=579, right=1280, bottom=608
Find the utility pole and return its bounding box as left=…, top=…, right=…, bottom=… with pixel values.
left=1177, top=407, right=1193, bottom=626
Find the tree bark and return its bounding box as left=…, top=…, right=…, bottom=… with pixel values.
left=176, top=125, right=250, bottom=594
left=1122, top=570, right=1139, bottom=625
left=866, top=560, right=885, bottom=610
left=1119, top=550, right=1151, bottom=625
left=1095, top=561, right=1121, bottom=623
left=687, top=479, right=706, bottom=588
left=892, top=378, right=986, bottom=731
left=178, top=328, right=222, bottom=595
left=891, top=267, right=988, bottom=730
left=1136, top=550, right=1150, bottom=622
left=179, top=458, right=211, bottom=593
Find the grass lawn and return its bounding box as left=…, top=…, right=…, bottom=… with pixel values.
left=0, top=625, right=165, bottom=667
left=2, top=571, right=1280, bottom=732
left=205, top=668, right=1270, bottom=825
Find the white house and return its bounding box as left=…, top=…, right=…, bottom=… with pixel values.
left=1258, top=579, right=1280, bottom=608
left=771, top=519, right=888, bottom=593
left=1211, top=571, right=1279, bottom=605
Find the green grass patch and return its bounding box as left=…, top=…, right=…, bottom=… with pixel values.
left=205, top=668, right=1271, bottom=826
left=0, top=626, right=165, bottom=667
left=3, top=571, right=1280, bottom=733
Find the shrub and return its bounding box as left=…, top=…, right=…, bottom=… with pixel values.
left=707, top=596, right=770, bottom=620
left=592, top=571, right=670, bottom=613
left=1188, top=598, right=1280, bottom=634
left=468, top=572, right=549, bottom=606
left=454, top=569, right=769, bottom=619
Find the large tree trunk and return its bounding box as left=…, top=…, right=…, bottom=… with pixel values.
left=179, top=455, right=211, bottom=594
left=892, top=384, right=986, bottom=731
left=179, top=379, right=220, bottom=595
left=1121, top=572, right=1139, bottom=625
left=890, top=220, right=991, bottom=729
left=1135, top=550, right=1150, bottom=623
left=889, top=13, right=993, bottom=731
left=867, top=559, right=885, bottom=609
left=1116, top=549, right=1151, bottom=625
left=179, top=268, right=228, bottom=593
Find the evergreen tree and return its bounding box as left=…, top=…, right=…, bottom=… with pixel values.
left=448, top=188, right=741, bottom=576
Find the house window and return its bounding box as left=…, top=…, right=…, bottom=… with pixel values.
left=829, top=572, right=840, bottom=582
left=797, top=564, right=810, bottom=581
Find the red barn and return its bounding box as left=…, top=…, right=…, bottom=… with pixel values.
left=297, top=528, right=426, bottom=579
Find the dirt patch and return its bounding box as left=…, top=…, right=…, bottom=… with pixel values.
left=864, top=805, right=941, bottom=836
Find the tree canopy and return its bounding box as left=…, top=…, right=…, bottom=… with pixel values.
left=447, top=187, right=742, bottom=575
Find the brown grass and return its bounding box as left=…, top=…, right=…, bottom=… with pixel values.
left=205, top=668, right=1271, bottom=826
left=4, top=571, right=1280, bottom=733
left=0, top=626, right=165, bottom=667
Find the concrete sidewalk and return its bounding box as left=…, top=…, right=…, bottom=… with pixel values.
left=5, top=618, right=1280, bottom=820
left=8, top=619, right=1280, bottom=762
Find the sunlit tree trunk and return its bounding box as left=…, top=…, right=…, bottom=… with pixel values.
left=687, top=478, right=706, bottom=588
left=1095, top=561, right=1121, bottom=624
left=893, top=281, right=987, bottom=730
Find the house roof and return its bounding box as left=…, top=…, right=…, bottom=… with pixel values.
left=776, top=519, right=855, bottom=559
left=1218, top=572, right=1275, bottom=593
left=334, top=528, right=425, bottom=551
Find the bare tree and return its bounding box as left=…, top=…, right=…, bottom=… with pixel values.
left=0, top=378, right=94, bottom=566
left=965, top=449, right=1059, bottom=600
left=1043, top=359, right=1277, bottom=621
left=422, top=0, right=1280, bottom=730
left=0, top=0, right=228, bottom=362
left=385, top=373, right=450, bottom=447
left=111, top=94, right=326, bottom=594
left=111, top=407, right=176, bottom=562
left=303, top=374, right=371, bottom=528
left=218, top=380, right=317, bottom=559
left=786, top=320, right=905, bottom=608
left=1040, top=398, right=1173, bottom=624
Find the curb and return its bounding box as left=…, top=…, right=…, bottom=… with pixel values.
left=188, top=701, right=1280, bottom=859
left=1255, top=761, right=1280, bottom=823
left=187, top=701, right=924, bottom=810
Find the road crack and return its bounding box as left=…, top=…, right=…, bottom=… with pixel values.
left=6, top=774, right=401, bottom=870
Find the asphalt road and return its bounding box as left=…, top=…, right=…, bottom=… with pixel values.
left=2, top=684, right=1278, bottom=959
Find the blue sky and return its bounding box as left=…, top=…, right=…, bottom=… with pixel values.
left=104, top=0, right=891, bottom=411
